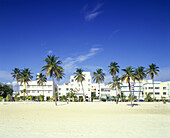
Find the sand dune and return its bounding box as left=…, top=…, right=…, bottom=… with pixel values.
left=1, top=102, right=170, bottom=138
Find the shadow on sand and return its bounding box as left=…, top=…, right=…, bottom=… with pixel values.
left=126, top=104, right=139, bottom=107
left=57, top=102, right=69, bottom=106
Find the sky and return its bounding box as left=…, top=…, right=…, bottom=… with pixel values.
left=0, top=0, right=170, bottom=85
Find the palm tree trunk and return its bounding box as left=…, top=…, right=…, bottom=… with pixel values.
left=52, top=75, right=57, bottom=106
left=138, top=81, right=141, bottom=102
left=129, top=82, right=132, bottom=107
left=16, top=78, right=19, bottom=94
left=81, top=82, right=85, bottom=102
left=99, top=83, right=101, bottom=101
left=116, top=86, right=118, bottom=104
left=152, top=79, right=155, bottom=101
left=58, top=80, right=59, bottom=103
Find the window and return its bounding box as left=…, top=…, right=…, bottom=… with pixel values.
left=145, top=87, right=147, bottom=90
left=59, top=88, right=61, bottom=91
left=88, top=88, right=90, bottom=91
left=163, top=87, right=166, bottom=90
left=88, top=79, right=90, bottom=82
left=88, top=84, right=90, bottom=87
left=48, top=91, right=50, bottom=93
left=155, top=92, right=160, bottom=95
left=149, top=87, right=153, bottom=89
left=66, top=88, right=69, bottom=91
left=71, top=79, right=74, bottom=82
left=149, top=92, right=153, bottom=94
left=37, top=91, right=39, bottom=93
left=155, top=87, right=159, bottom=89
left=163, top=92, right=166, bottom=95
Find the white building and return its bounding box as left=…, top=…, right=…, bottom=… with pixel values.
left=19, top=81, right=54, bottom=100
left=18, top=72, right=170, bottom=101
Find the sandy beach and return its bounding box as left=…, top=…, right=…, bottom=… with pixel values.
left=1, top=102, right=170, bottom=138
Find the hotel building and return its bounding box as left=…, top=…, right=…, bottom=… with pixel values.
left=19, top=72, right=170, bottom=101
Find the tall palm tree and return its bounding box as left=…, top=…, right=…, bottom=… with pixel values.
left=19, top=68, right=33, bottom=97
left=135, top=66, right=146, bottom=101
left=41, top=55, right=63, bottom=106
left=121, top=66, right=134, bottom=107
left=36, top=73, right=47, bottom=100
left=74, top=68, right=86, bottom=102
left=55, top=69, right=65, bottom=102
left=146, top=63, right=159, bottom=100
left=92, top=69, right=105, bottom=100
left=108, top=62, right=120, bottom=76
left=108, top=75, right=122, bottom=104
left=11, top=68, right=21, bottom=94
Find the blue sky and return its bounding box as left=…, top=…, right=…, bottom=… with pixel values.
left=0, top=0, right=170, bottom=84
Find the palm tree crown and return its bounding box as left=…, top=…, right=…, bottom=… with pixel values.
left=146, top=63, right=159, bottom=79
left=109, top=76, right=121, bottom=91
left=121, top=66, right=134, bottom=83
left=74, top=68, right=85, bottom=83
left=19, top=68, right=33, bottom=85
left=92, top=69, right=105, bottom=84
left=41, top=55, right=63, bottom=78
left=36, top=73, right=47, bottom=86
left=11, top=68, right=21, bottom=81
left=135, top=66, right=146, bottom=81
left=108, top=62, right=120, bottom=76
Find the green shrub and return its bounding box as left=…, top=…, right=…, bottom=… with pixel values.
left=28, top=96, right=33, bottom=101
left=0, top=97, right=3, bottom=102
left=161, top=97, right=166, bottom=104
left=6, top=95, right=11, bottom=102
left=39, top=95, right=44, bottom=101
left=79, top=97, right=83, bottom=102
left=49, top=97, right=54, bottom=101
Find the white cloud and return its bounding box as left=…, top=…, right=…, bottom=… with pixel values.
left=63, top=47, right=102, bottom=73
left=0, top=70, right=12, bottom=81
left=82, top=3, right=104, bottom=21
left=85, top=11, right=102, bottom=21
left=48, top=50, right=53, bottom=54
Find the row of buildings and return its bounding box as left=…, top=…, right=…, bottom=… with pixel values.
left=19, top=72, right=170, bottom=101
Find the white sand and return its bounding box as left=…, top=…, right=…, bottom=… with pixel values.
left=1, top=102, right=170, bottom=138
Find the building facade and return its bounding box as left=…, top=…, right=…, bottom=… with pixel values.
left=19, top=72, right=170, bottom=101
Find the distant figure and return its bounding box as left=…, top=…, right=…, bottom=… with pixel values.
left=67, top=99, right=69, bottom=104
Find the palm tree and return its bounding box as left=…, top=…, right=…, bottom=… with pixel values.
left=41, top=55, right=63, bottom=106
left=108, top=62, right=120, bottom=76
left=135, top=66, right=146, bottom=101
left=108, top=75, right=121, bottom=104
left=92, top=69, right=105, bottom=101
left=121, top=66, right=134, bottom=107
left=11, top=68, right=21, bottom=94
left=19, top=68, right=33, bottom=97
left=74, top=68, right=86, bottom=102
left=146, top=63, right=159, bottom=100
left=55, top=69, right=65, bottom=102
left=36, top=73, right=47, bottom=100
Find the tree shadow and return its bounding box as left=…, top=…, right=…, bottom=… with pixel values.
left=126, top=104, right=139, bottom=107
left=57, top=102, right=69, bottom=106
